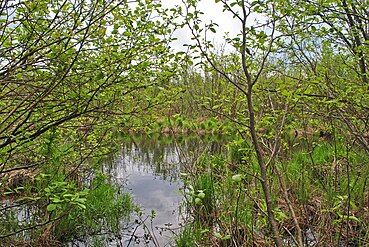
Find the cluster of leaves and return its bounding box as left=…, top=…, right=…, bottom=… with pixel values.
left=55, top=173, right=133, bottom=243
left=43, top=178, right=88, bottom=213
left=171, top=1, right=369, bottom=245
left=179, top=139, right=369, bottom=246
left=0, top=0, right=184, bottom=244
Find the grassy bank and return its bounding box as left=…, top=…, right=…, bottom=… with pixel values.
left=0, top=126, right=135, bottom=246
left=177, top=137, right=369, bottom=246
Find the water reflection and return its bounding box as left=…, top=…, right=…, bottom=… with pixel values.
left=105, top=135, right=226, bottom=246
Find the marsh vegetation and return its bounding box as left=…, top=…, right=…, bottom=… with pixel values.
left=1, top=0, right=369, bottom=246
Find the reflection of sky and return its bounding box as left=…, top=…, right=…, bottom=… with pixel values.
left=128, top=173, right=182, bottom=210
left=114, top=145, right=185, bottom=246
left=103, top=136, right=225, bottom=246
left=127, top=172, right=183, bottom=227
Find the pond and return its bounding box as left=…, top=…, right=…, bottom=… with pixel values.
left=96, top=135, right=226, bottom=247
left=0, top=135, right=226, bottom=247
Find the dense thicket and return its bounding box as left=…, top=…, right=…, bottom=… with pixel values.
left=174, top=0, right=369, bottom=246
left=1, top=0, right=369, bottom=246
left=0, top=0, right=180, bottom=245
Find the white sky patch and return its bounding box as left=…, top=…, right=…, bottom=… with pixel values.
left=161, top=0, right=267, bottom=54
left=161, top=0, right=240, bottom=52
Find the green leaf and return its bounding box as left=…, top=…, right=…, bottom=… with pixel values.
left=47, top=204, right=57, bottom=212
left=63, top=194, right=74, bottom=198
left=348, top=215, right=360, bottom=222
left=76, top=203, right=87, bottom=209
left=194, top=197, right=202, bottom=204
left=197, top=192, right=205, bottom=199
left=51, top=197, right=63, bottom=203
left=232, top=174, right=243, bottom=182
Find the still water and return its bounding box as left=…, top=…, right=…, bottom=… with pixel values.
left=100, top=135, right=225, bottom=247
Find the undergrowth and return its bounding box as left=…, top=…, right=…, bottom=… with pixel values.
left=177, top=137, right=369, bottom=246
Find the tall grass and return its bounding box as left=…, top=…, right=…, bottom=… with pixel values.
left=177, top=137, right=369, bottom=246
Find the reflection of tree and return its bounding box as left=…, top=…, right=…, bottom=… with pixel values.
left=0, top=0, right=179, bottom=241
left=113, top=135, right=227, bottom=182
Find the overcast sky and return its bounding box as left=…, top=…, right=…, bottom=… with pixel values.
left=161, top=0, right=240, bottom=51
